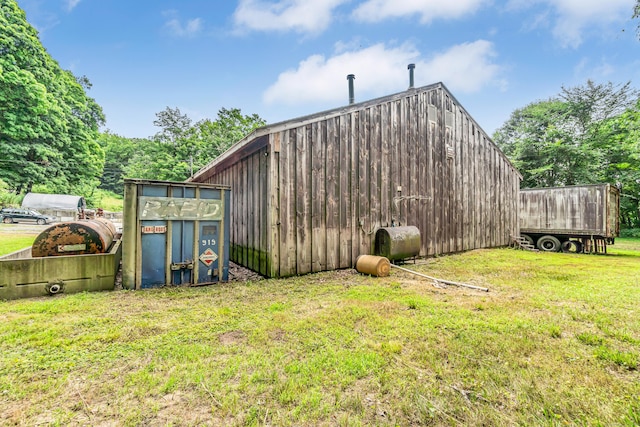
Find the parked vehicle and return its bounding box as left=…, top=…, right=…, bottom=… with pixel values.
left=0, top=208, right=55, bottom=225
left=520, top=184, right=620, bottom=254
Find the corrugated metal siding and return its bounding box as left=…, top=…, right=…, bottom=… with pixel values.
left=197, top=84, right=521, bottom=277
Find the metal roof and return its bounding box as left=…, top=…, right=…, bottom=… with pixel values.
left=21, top=193, right=86, bottom=210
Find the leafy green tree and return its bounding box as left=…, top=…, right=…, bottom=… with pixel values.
left=593, top=102, right=640, bottom=227
left=0, top=0, right=105, bottom=195
left=494, top=81, right=640, bottom=227
left=494, top=100, right=595, bottom=187
left=195, top=108, right=266, bottom=162
left=97, top=132, right=137, bottom=194
left=122, top=107, right=265, bottom=182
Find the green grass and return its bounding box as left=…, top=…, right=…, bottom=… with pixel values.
left=0, top=240, right=639, bottom=425
left=90, top=189, right=123, bottom=212
left=0, top=233, right=35, bottom=256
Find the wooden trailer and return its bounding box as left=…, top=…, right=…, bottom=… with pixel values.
left=190, top=82, right=522, bottom=277
left=520, top=184, right=620, bottom=253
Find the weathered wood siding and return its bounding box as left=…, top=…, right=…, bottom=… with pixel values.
left=520, top=184, right=620, bottom=238
left=195, top=84, right=521, bottom=277
left=211, top=146, right=270, bottom=276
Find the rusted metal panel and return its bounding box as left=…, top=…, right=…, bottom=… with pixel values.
left=31, top=218, right=116, bottom=257
left=520, top=184, right=620, bottom=237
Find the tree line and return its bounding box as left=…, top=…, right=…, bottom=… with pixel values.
left=98, top=107, right=264, bottom=195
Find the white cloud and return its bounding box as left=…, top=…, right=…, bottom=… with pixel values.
left=352, top=0, right=488, bottom=23
left=233, top=0, right=348, bottom=34
left=422, top=40, right=503, bottom=93
left=66, top=0, right=81, bottom=11
left=574, top=57, right=615, bottom=80
left=263, top=40, right=502, bottom=106
left=509, top=0, right=634, bottom=48
left=163, top=10, right=203, bottom=38
left=552, top=0, right=633, bottom=48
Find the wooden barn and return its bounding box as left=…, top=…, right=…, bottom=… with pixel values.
left=190, top=82, right=522, bottom=278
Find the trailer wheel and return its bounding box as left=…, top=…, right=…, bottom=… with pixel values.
left=537, top=235, right=561, bottom=252
left=561, top=240, right=583, bottom=254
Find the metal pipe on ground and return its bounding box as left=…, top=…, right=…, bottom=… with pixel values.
left=391, top=264, right=489, bottom=292
left=354, top=254, right=489, bottom=292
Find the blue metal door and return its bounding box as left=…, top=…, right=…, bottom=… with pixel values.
left=170, top=220, right=195, bottom=286
left=197, top=221, right=220, bottom=284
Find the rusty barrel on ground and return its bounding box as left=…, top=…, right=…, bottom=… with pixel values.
left=374, top=226, right=421, bottom=261
left=355, top=255, right=391, bottom=277
left=32, top=218, right=116, bottom=257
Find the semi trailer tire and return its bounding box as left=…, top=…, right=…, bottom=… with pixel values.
left=537, top=235, right=561, bottom=252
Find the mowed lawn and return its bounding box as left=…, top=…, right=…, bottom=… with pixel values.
left=0, top=239, right=639, bottom=426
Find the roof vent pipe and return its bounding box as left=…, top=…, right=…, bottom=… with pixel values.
left=408, top=63, right=415, bottom=89
left=347, top=74, right=355, bottom=104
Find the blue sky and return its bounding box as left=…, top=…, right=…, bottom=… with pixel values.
left=15, top=0, right=640, bottom=139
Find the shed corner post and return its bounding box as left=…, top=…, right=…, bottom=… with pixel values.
left=122, top=180, right=138, bottom=290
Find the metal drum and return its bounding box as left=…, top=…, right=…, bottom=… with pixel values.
left=355, top=255, right=391, bottom=277
left=32, top=219, right=116, bottom=257
left=374, top=226, right=421, bottom=261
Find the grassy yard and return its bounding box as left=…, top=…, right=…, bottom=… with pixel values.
left=0, top=240, right=639, bottom=426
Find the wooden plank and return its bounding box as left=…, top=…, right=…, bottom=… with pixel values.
left=358, top=108, right=370, bottom=257
left=400, top=98, right=409, bottom=227
left=380, top=103, right=391, bottom=229
left=296, top=126, right=312, bottom=274
left=497, top=148, right=504, bottom=245
left=338, top=115, right=353, bottom=268
left=369, top=105, right=381, bottom=246
left=243, top=156, right=251, bottom=270
left=417, top=93, right=428, bottom=255
left=390, top=100, right=399, bottom=227
left=239, top=159, right=246, bottom=267
left=481, top=135, right=489, bottom=248
left=463, top=115, right=472, bottom=251
left=474, top=126, right=481, bottom=250
left=325, top=117, right=340, bottom=270
left=311, top=121, right=327, bottom=272
left=492, top=148, right=499, bottom=245
left=455, top=106, right=463, bottom=252
left=278, top=129, right=294, bottom=276
left=259, top=148, right=268, bottom=275
left=434, top=89, right=443, bottom=256
left=442, top=96, right=451, bottom=254
left=268, top=134, right=281, bottom=277
left=247, top=154, right=255, bottom=272
left=350, top=111, right=361, bottom=264
left=427, top=92, right=437, bottom=256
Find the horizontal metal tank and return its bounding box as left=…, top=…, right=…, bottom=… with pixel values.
left=31, top=218, right=116, bottom=257
left=374, top=226, right=421, bottom=261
